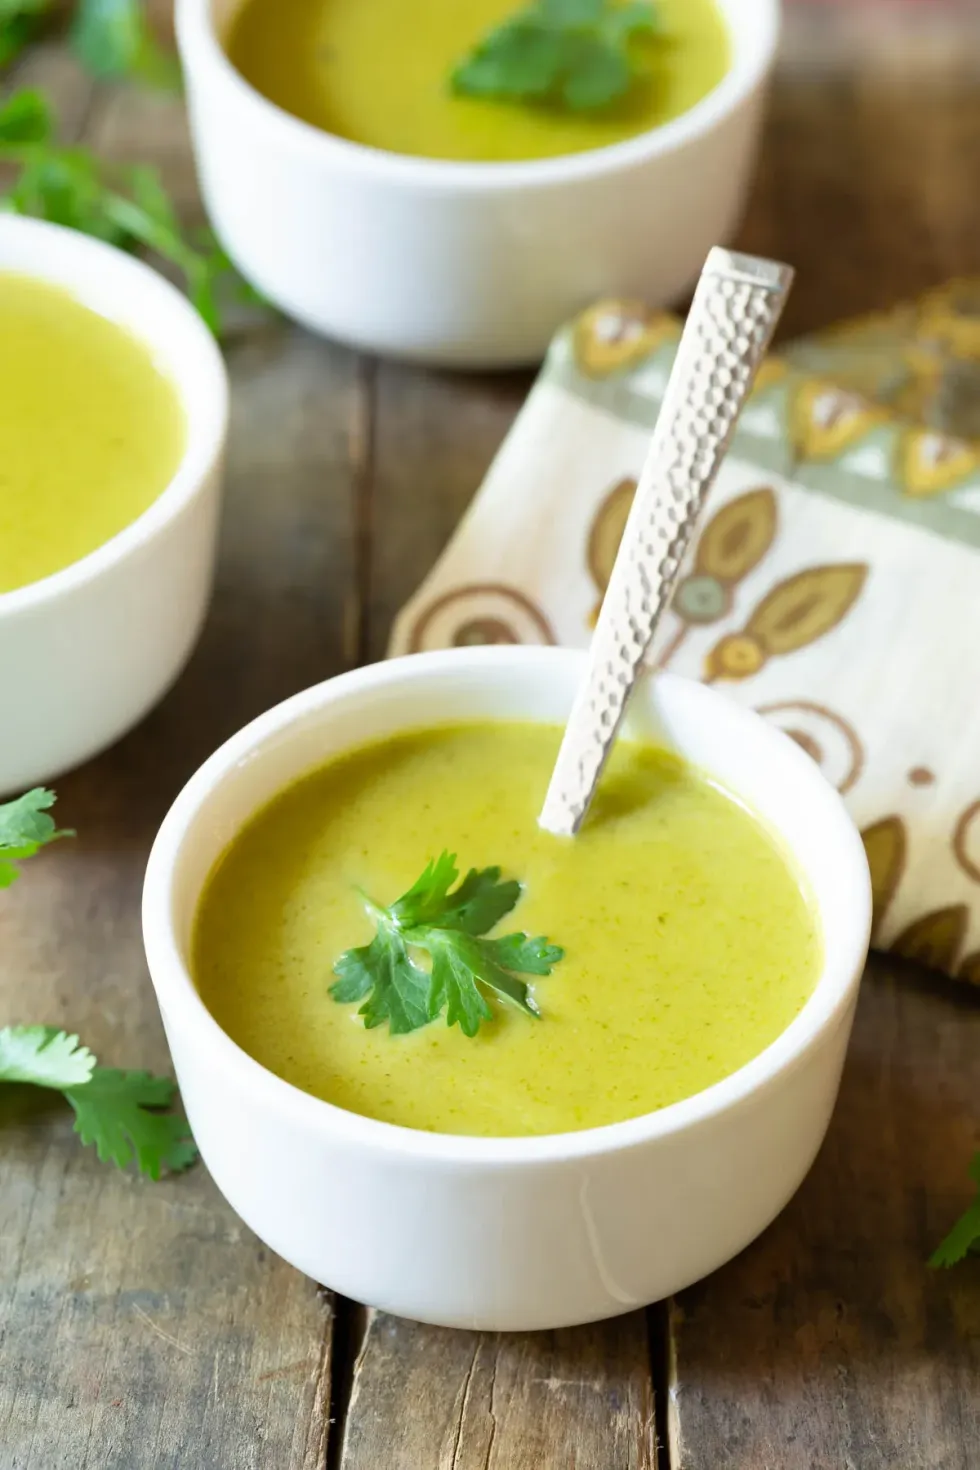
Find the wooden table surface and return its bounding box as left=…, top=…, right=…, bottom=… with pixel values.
left=3, top=3, right=980, bottom=1466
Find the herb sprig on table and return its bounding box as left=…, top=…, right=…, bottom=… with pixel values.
left=331, top=852, right=564, bottom=1037
left=930, top=1153, right=980, bottom=1269
left=451, top=0, right=662, bottom=113
left=0, top=0, right=177, bottom=86
left=1, top=789, right=198, bottom=1179
left=0, top=88, right=260, bottom=335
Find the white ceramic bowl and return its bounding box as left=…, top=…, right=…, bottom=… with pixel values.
left=143, top=647, right=871, bottom=1331
left=177, top=0, right=780, bottom=366
left=0, top=217, right=228, bottom=795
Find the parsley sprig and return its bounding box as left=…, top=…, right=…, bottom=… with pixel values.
left=930, top=1152, right=980, bottom=1268
left=0, top=1025, right=197, bottom=1177
left=0, top=0, right=47, bottom=70
left=1, top=789, right=197, bottom=1179
left=0, top=0, right=178, bottom=86
left=0, top=786, right=71, bottom=887
left=0, top=88, right=261, bottom=335
left=451, top=0, right=661, bottom=113
left=331, top=852, right=564, bottom=1038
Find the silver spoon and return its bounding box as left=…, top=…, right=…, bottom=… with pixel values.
left=538, top=248, right=794, bottom=838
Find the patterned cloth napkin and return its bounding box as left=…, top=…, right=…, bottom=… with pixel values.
left=389, top=283, right=980, bottom=984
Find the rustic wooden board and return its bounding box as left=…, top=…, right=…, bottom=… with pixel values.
left=337, top=1310, right=657, bottom=1470
left=366, top=362, right=529, bottom=661
left=668, top=958, right=980, bottom=1470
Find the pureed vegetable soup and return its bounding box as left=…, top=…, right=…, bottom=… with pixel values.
left=0, top=272, right=185, bottom=594
left=224, top=0, right=731, bottom=164
left=193, top=723, right=821, bottom=1138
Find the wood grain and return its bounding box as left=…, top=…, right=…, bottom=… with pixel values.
left=741, top=3, right=980, bottom=343
left=366, top=363, right=529, bottom=660
left=668, top=958, right=980, bottom=1470
left=337, top=1311, right=656, bottom=1470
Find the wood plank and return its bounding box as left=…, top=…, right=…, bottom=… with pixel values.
left=739, top=2, right=980, bottom=343
left=0, top=61, right=367, bottom=1468
left=366, top=363, right=529, bottom=661
left=668, top=958, right=980, bottom=1470
left=338, top=1311, right=656, bottom=1470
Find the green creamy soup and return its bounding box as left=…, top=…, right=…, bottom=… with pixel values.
left=0, top=272, right=185, bottom=595
left=193, top=723, right=821, bottom=1137
left=225, top=0, right=731, bottom=164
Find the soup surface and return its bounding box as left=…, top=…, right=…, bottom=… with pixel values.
left=193, top=722, right=821, bottom=1137
left=0, top=272, right=185, bottom=594
left=225, top=0, right=730, bottom=163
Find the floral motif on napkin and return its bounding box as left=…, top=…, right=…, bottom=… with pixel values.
left=390, top=291, right=980, bottom=982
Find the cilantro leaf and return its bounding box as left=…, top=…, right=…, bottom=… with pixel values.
left=0, top=788, right=72, bottom=887
left=332, top=928, right=433, bottom=1035
left=0, top=1025, right=96, bottom=1087
left=0, top=86, right=50, bottom=143
left=331, top=853, right=564, bottom=1038
left=451, top=0, right=661, bottom=113
left=390, top=852, right=522, bottom=936
left=70, top=0, right=180, bottom=90
left=0, top=0, right=49, bottom=71
left=64, top=1067, right=197, bottom=1179
left=930, top=1153, right=980, bottom=1268
left=0, top=1024, right=197, bottom=1179
left=0, top=89, right=262, bottom=337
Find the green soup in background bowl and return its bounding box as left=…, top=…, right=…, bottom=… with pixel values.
left=225, top=0, right=731, bottom=165
left=177, top=0, right=779, bottom=364
left=0, top=216, right=228, bottom=795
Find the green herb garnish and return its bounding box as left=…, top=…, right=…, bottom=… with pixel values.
left=0, top=1026, right=198, bottom=1177
left=930, top=1153, right=980, bottom=1268
left=451, top=0, right=661, bottom=113
left=0, top=786, right=72, bottom=887
left=69, top=0, right=180, bottom=89
left=331, top=851, right=564, bottom=1037
left=1, top=789, right=197, bottom=1179
left=0, top=0, right=178, bottom=86
left=0, top=0, right=47, bottom=70
left=0, top=89, right=261, bottom=335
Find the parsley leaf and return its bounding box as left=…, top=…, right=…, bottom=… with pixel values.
left=70, top=0, right=180, bottom=90
left=64, top=1067, right=197, bottom=1178
left=0, top=0, right=178, bottom=85
left=0, top=787, right=72, bottom=888
left=331, top=853, right=564, bottom=1038
left=0, top=1024, right=96, bottom=1087
left=451, top=0, right=661, bottom=113
left=1, top=789, right=196, bottom=1178
left=930, top=1153, right=980, bottom=1268
left=0, top=0, right=48, bottom=71
left=0, top=1025, right=197, bottom=1178
left=0, top=88, right=261, bottom=337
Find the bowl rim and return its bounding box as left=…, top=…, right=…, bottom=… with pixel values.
left=142, top=645, right=872, bottom=1168
left=0, top=216, right=229, bottom=618
left=177, top=0, right=781, bottom=189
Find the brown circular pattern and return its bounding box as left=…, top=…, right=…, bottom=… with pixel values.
left=786, top=729, right=822, bottom=764
left=907, top=766, right=935, bottom=787
left=407, top=583, right=557, bottom=654
left=953, top=797, right=980, bottom=885
left=755, top=700, right=865, bottom=795
left=452, top=618, right=519, bottom=647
